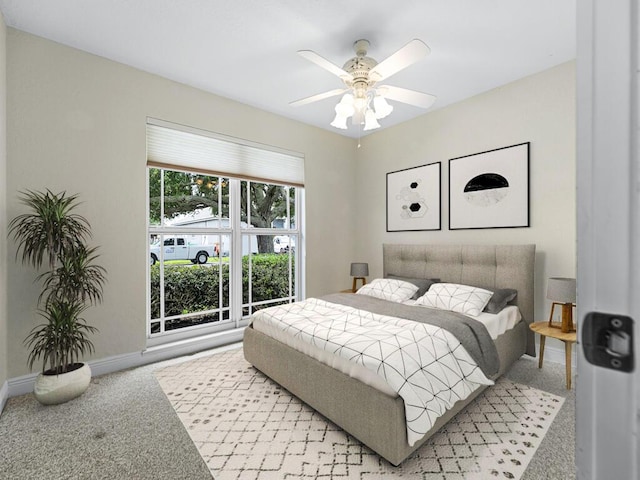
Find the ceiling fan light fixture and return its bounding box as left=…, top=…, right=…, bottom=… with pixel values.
left=330, top=113, right=349, bottom=129
left=339, top=93, right=354, bottom=105
left=292, top=38, right=435, bottom=132
left=353, top=95, right=368, bottom=113
left=335, top=95, right=355, bottom=118
left=363, top=109, right=381, bottom=131
left=373, top=94, right=393, bottom=119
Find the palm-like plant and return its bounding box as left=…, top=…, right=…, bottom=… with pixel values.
left=25, top=300, right=97, bottom=374
left=38, top=244, right=106, bottom=307
left=9, top=190, right=91, bottom=272
left=9, top=190, right=106, bottom=375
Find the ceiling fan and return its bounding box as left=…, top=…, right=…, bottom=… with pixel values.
left=290, top=38, right=436, bottom=131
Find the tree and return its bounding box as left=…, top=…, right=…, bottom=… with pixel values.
left=148, top=169, right=225, bottom=224
left=241, top=182, right=292, bottom=253
left=149, top=168, right=294, bottom=254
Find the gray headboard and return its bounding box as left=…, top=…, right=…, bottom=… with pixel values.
left=383, top=244, right=536, bottom=356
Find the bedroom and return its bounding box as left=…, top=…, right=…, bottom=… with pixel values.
left=0, top=1, right=633, bottom=479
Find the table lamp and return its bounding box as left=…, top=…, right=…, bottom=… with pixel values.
left=546, top=277, right=576, bottom=333
left=350, top=262, right=369, bottom=292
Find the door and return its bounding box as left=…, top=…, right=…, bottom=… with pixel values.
left=576, top=1, right=640, bottom=478
left=175, top=237, right=189, bottom=260
left=163, top=236, right=176, bottom=260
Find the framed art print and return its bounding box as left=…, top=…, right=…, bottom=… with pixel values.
left=449, top=142, right=530, bottom=230
left=386, top=162, right=441, bottom=232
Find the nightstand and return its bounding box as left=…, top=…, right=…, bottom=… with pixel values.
left=529, top=321, right=577, bottom=389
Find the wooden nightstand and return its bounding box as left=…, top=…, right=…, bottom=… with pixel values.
left=529, top=321, right=577, bottom=389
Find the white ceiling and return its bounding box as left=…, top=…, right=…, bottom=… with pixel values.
left=0, top=0, right=576, bottom=138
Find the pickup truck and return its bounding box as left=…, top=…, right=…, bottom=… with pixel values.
left=150, top=236, right=217, bottom=265
left=273, top=235, right=294, bottom=254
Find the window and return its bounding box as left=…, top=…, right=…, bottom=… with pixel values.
left=240, top=180, right=297, bottom=316
left=146, top=120, right=304, bottom=345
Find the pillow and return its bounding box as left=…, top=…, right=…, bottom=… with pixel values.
left=484, top=288, right=518, bottom=314
left=415, top=283, right=493, bottom=317
left=356, top=278, right=419, bottom=303
left=385, top=275, right=440, bottom=299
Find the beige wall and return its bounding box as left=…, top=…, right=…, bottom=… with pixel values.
left=6, top=29, right=357, bottom=377
left=0, top=13, right=7, bottom=388
left=4, top=27, right=576, bottom=379
left=355, top=61, right=576, bottom=330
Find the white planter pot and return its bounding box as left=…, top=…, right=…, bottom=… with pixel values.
left=33, top=363, right=92, bottom=405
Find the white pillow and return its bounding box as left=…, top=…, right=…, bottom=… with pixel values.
left=356, top=278, right=419, bottom=303
left=415, top=283, right=493, bottom=317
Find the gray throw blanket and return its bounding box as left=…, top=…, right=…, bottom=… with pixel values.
left=322, top=293, right=500, bottom=377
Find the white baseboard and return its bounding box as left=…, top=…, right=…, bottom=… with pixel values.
left=142, top=327, right=245, bottom=364
left=3, top=327, right=570, bottom=406
left=0, top=380, right=8, bottom=416
left=6, top=327, right=246, bottom=400
left=7, top=371, right=38, bottom=397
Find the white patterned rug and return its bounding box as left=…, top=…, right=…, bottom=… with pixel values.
left=155, top=348, right=564, bottom=480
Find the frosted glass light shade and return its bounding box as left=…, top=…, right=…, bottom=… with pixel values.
left=353, top=96, right=367, bottom=112
left=373, top=95, right=393, bottom=119
left=363, top=109, right=381, bottom=131
left=339, top=93, right=354, bottom=106
left=330, top=113, right=348, bottom=129
left=335, top=102, right=354, bottom=118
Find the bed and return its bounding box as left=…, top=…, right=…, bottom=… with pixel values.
left=243, top=244, right=535, bottom=466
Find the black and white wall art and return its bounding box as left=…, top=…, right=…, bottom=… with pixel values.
left=387, top=162, right=441, bottom=232
left=449, top=143, right=530, bottom=230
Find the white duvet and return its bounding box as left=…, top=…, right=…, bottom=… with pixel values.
left=250, top=298, right=494, bottom=446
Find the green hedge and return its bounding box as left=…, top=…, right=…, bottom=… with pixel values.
left=150, top=254, right=294, bottom=319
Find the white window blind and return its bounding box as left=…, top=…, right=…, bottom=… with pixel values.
left=146, top=119, right=304, bottom=187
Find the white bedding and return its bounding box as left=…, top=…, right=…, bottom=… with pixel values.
left=402, top=302, right=521, bottom=339
left=250, top=297, right=500, bottom=446
left=253, top=303, right=520, bottom=398
left=476, top=305, right=521, bottom=338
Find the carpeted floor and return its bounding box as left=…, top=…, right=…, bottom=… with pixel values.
left=0, top=343, right=575, bottom=480
left=504, top=358, right=576, bottom=480
left=155, top=348, right=565, bottom=480
left=0, top=353, right=216, bottom=480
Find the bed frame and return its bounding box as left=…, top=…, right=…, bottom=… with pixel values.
left=243, top=244, right=536, bottom=465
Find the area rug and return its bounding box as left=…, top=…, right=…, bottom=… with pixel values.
left=155, top=348, right=564, bottom=480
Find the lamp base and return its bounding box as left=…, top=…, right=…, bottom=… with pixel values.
left=352, top=277, right=366, bottom=293
left=548, top=302, right=576, bottom=333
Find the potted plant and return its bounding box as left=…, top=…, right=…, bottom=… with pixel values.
left=9, top=190, right=106, bottom=405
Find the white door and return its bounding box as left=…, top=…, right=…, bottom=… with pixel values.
left=175, top=237, right=189, bottom=260
left=576, top=1, right=640, bottom=478
left=163, top=237, right=177, bottom=260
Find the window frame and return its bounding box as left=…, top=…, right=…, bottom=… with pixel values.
left=146, top=167, right=303, bottom=347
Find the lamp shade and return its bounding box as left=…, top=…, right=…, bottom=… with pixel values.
left=373, top=94, right=393, bottom=119
left=350, top=262, right=369, bottom=277
left=363, top=109, right=381, bottom=131
left=330, top=113, right=348, bottom=129
left=546, top=277, right=576, bottom=303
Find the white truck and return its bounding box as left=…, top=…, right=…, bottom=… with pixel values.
left=273, top=235, right=294, bottom=254
left=150, top=236, right=217, bottom=265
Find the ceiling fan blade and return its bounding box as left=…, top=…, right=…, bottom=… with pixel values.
left=289, top=88, right=348, bottom=107
left=297, top=50, right=353, bottom=80
left=369, top=39, right=431, bottom=82
left=377, top=85, right=436, bottom=109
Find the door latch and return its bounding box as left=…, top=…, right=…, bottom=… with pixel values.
left=582, top=312, right=634, bottom=372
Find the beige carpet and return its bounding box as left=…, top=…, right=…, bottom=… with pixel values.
left=155, top=347, right=564, bottom=480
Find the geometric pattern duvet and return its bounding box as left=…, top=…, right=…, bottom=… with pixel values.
left=250, top=298, right=494, bottom=446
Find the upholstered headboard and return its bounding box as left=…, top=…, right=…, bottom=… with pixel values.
left=383, top=244, right=536, bottom=356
